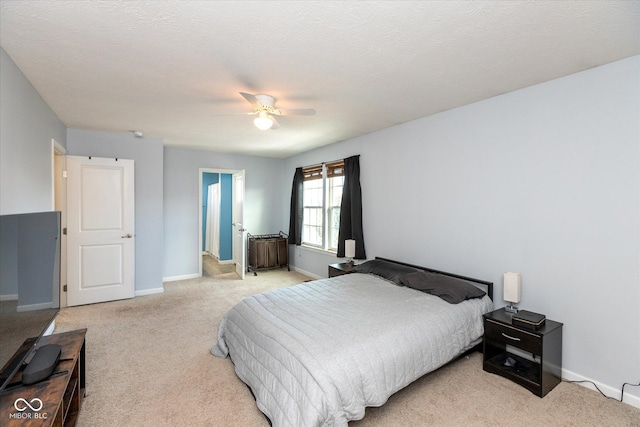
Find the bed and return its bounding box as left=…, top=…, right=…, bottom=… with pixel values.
left=211, top=257, right=493, bottom=426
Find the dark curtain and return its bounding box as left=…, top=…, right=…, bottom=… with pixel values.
left=337, top=155, right=366, bottom=259
left=288, top=167, right=304, bottom=245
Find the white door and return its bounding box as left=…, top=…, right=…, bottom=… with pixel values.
left=232, top=171, right=246, bottom=279
left=66, top=156, right=135, bottom=306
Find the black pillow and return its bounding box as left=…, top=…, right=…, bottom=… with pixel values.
left=399, top=270, right=486, bottom=304
left=352, top=259, right=420, bottom=285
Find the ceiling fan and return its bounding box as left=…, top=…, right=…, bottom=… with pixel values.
left=238, top=92, right=316, bottom=130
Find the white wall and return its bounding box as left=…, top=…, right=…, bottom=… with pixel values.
left=66, top=129, right=164, bottom=295
left=282, top=56, right=640, bottom=405
left=0, top=48, right=67, bottom=214
left=163, top=147, right=286, bottom=279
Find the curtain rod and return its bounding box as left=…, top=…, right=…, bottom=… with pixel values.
left=302, top=154, right=358, bottom=169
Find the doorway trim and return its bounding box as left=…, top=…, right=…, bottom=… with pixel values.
left=52, top=139, right=67, bottom=307
left=198, top=167, right=245, bottom=278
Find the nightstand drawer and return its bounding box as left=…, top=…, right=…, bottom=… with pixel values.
left=485, top=319, right=542, bottom=354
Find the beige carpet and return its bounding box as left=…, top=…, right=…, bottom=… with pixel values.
left=202, top=254, right=237, bottom=277
left=54, top=269, right=640, bottom=427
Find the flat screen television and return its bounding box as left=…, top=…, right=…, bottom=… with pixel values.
left=0, top=211, right=61, bottom=391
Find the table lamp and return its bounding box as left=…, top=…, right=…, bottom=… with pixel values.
left=345, top=239, right=356, bottom=264
left=503, top=272, right=521, bottom=314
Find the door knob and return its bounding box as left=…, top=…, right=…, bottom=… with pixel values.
left=121, top=233, right=133, bottom=238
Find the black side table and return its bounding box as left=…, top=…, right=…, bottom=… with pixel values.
left=328, top=262, right=355, bottom=277
left=483, top=308, right=563, bottom=397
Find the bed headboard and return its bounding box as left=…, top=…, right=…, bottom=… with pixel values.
left=374, top=257, right=494, bottom=301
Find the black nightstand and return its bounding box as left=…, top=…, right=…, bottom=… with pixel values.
left=483, top=308, right=563, bottom=397
left=328, top=262, right=355, bottom=277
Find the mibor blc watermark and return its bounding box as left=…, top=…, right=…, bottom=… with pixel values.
left=9, top=397, right=48, bottom=420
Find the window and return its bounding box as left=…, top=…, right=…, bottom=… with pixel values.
left=302, top=161, right=344, bottom=251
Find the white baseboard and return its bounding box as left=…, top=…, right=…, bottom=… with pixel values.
left=162, top=273, right=201, bottom=282
left=135, top=287, right=164, bottom=297
left=0, top=294, right=18, bottom=301
left=290, top=266, right=323, bottom=280
left=562, top=367, right=640, bottom=409
left=17, top=301, right=55, bottom=312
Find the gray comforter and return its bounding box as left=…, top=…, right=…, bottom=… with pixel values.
left=211, top=273, right=492, bottom=426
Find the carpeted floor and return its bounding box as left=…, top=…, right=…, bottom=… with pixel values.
left=202, top=254, right=237, bottom=278
left=54, top=268, right=640, bottom=427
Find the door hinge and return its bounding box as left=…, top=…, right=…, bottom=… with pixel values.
left=63, top=227, right=67, bottom=235
left=63, top=285, right=67, bottom=292
left=62, top=170, right=68, bottom=178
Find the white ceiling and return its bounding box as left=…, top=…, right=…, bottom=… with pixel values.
left=1, top=1, right=638, bottom=158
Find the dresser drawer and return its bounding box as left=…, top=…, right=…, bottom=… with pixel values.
left=485, top=319, right=542, bottom=354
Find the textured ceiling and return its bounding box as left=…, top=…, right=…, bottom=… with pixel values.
left=1, top=1, right=638, bottom=158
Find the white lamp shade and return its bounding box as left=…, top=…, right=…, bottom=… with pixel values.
left=345, top=239, right=356, bottom=258
left=503, top=272, right=521, bottom=304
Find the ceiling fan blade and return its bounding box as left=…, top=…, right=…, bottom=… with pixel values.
left=275, top=108, right=316, bottom=116
left=270, top=116, right=280, bottom=129
left=211, top=112, right=257, bottom=116
left=239, top=92, right=260, bottom=107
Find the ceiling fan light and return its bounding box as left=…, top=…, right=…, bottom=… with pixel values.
left=254, top=112, right=274, bottom=130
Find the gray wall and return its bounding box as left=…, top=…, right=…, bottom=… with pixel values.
left=66, top=129, right=164, bottom=294
left=163, top=147, right=285, bottom=279
left=282, top=55, right=640, bottom=403
left=0, top=48, right=67, bottom=214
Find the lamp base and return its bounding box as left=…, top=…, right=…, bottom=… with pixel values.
left=505, top=304, right=519, bottom=314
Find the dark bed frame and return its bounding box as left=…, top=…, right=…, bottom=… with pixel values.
left=375, top=256, right=494, bottom=301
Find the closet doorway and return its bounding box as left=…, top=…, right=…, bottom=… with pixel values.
left=198, top=168, right=245, bottom=278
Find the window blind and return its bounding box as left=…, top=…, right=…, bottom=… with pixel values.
left=302, top=164, right=323, bottom=181
left=302, top=160, right=344, bottom=181
left=326, top=161, right=345, bottom=178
